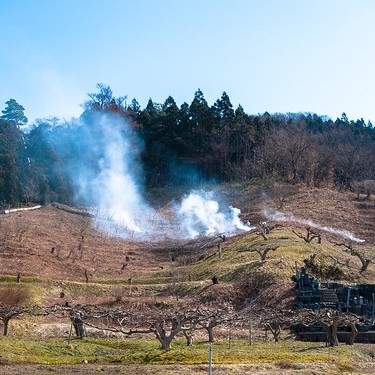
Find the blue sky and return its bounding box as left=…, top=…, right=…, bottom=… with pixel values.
left=1, top=0, right=375, bottom=123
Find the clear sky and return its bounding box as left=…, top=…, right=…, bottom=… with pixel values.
left=1, top=0, right=375, bottom=123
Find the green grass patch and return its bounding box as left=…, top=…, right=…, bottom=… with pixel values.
left=174, top=228, right=349, bottom=284
left=0, top=274, right=39, bottom=283
left=0, top=337, right=371, bottom=366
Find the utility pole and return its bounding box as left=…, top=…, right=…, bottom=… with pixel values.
left=208, top=341, right=213, bottom=375
left=248, top=320, right=252, bottom=346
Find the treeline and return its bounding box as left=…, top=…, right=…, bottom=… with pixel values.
left=1, top=84, right=375, bottom=206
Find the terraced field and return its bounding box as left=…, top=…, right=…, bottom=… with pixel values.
left=0, top=182, right=374, bottom=373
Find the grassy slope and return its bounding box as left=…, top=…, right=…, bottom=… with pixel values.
left=0, top=337, right=373, bottom=366
left=0, top=227, right=374, bottom=369
left=0, top=182, right=374, bottom=370
left=2, top=226, right=373, bottom=307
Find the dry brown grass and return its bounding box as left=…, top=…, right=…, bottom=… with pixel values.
left=0, top=285, right=32, bottom=306
left=0, top=183, right=373, bottom=284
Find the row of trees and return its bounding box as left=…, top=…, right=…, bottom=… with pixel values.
left=1, top=84, right=375, bottom=205
left=1, top=288, right=370, bottom=348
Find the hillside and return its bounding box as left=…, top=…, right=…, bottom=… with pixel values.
left=0, top=182, right=374, bottom=295
left=0, top=181, right=374, bottom=373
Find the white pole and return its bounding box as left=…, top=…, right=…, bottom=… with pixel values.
left=208, top=341, right=213, bottom=375
left=249, top=320, right=252, bottom=345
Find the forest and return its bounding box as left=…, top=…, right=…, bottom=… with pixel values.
left=1, top=83, right=375, bottom=206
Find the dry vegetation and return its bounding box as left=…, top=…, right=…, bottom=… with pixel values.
left=1, top=182, right=373, bottom=281
left=0, top=181, right=374, bottom=372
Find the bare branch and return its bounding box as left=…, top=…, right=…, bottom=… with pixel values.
left=333, top=242, right=375, bottom=272
left=239, top=245, right=279, bottom=261
left=293, top=227, right=321, bottom=244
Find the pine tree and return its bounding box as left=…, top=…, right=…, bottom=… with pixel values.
left=1, top=99, right=28, bottom=128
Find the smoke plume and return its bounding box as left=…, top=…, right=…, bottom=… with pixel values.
left=53, top=113, right=251, bottom=240
left=178, top=191, right=254, bottom=238
left=264, top=210, right=365, bottom=243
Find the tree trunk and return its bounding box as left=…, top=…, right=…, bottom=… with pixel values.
left=183, top=330, right=194, bottom=346
left=326, top=324, right=339, bottom=346
left=73, top=319, right=86, bottom=338
left=3, top=318, right=10, bottom=336
left=206, top=326, right=215, bottom=342
left=217, top=244, right=222, bottom=259
left=321, top=320, right=339, bottom=347
left=360, top=259, right=370, bottom=273
left=154, top=324, right=179, bottom=350
left=267, top=323, right=281, bottom=342
left=347, top=322, right=358, bottom=345
left=159, top=336, right=173, bottom=350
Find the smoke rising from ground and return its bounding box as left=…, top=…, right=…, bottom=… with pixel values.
left=51, top=113, right=251, bottom=240
left=264, top=210, right=365, bottom=243
left=89, top=116, right=147, bottom=233
left=178, top=191, right=253, bottom=238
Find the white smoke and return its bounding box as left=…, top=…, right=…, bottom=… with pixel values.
left=92, top=122, right=143, bottom=233
left=178, top=191, right=254, bottom=238
left=264, top=210, right=365, bottom=243
left=75, top=114, right=155, bottom=237
left=71, top=113, right=251, bottom=240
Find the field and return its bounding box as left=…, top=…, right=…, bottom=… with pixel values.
left=1, top=339, right=375, bottom=374
left=0, top=181, right=374, bottom=374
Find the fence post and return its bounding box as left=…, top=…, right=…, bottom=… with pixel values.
left=208, top=341, right=213, bottom=375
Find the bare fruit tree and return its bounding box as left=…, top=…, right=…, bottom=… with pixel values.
left=196, top=307, right=235, bottom=342
left=239, top=245, right=279, bottom=261
left=333, top=242, right=375, bottom=272
left=262, top=308, right=364, bottom=346
left=51, top=303, right=235, bottom=350
left=293, top=227, right=321, bottom=244
left=295, top=308, right=362, bottom=346
left=260, top=309, right=296, bottom=342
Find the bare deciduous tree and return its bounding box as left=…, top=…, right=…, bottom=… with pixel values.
left=295, top=308, right=362, bottom=346
left=262, top=308, right=363, bottom=347
left=293, top=227, right=321, bottom=244
left=257, top=221, right=270, bottom=240
left=52, top=303, right=236, bottom=350
left=197, top=308, right=234, bottom=342
left=239, top=245, right=279, bottom=261
left=200, top=234, right=226, bottom=259
left=259, top=309, right=297, bottom=342
left=333, top=242, right=375, bottom=272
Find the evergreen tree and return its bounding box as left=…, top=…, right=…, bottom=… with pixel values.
left=189, top=89, right=216, bottom=155
left=213, top=91, right=234, bottom=122
left=0, top=119, right=25, bottom=203
left=163, top=96, right=179, bottom=131
left=129, top=98, right=141, bottom=114
left=1, top=99, right=28, bottom=128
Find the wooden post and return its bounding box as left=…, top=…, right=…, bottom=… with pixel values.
left=84, top=269, right=89, bottom=283
left=68, top=322, right=73, bottom=345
